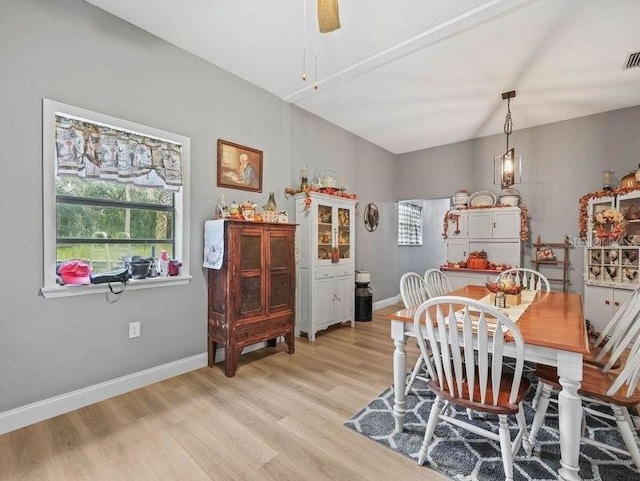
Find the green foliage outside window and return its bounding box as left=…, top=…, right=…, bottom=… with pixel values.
left=55, top=177, right=175, bottom=271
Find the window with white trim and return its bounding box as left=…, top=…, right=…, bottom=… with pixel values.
left=42, top=99, right=191, bottom=298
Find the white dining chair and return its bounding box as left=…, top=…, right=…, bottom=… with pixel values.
left=399, top=272, right=429, bottom=308
left=399, top=272, right=430, bottom=395
left=403, top=268, right=454, bottom=395
left=527, top=288, right=640, bottom=469
left=413, top=296, right=531, bottom=481
left=496, top=268, right=550, bottom=381
left=496, top=267, right=550, bottom=292
left=424, top=268, right=453, bottom=298
left=531, top=286, right=640, bottom=409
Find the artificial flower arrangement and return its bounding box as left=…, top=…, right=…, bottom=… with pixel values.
left=285, top=185, right=357, bottom=211
left=485, top=277, right=523, bottom=295
left=485, top=277, right=523, bottom=306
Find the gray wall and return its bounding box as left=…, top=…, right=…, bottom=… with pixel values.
left=396, top=105, right=640, bottom=295
left=0, top=0, right=395, bottom=414
left=0, top=0, right=284, bottom=412
left=3, top=0, right=640, bottom=419
left=288, top=106, right=398, bottom=301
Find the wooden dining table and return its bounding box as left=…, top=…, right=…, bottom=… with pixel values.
left=387, top=285, right=589, bottom=481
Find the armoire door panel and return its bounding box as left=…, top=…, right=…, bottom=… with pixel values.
left=270, top=236, right=289, bottom=268
left=240, top=276, right=262, bottom=314
left=240, top=234, right=262, bottom=271
left=270, top=272, right=291, bottom=309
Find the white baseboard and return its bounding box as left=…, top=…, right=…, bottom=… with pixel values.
left=0, top=353, right=207, bottom=436
left=0, top=341, right=272, bottom=436
left=373, top=295, right=401, bottom=310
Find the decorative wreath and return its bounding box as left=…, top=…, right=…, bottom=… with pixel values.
left=592, top=208, right=625, bottom=241
left=578, top=186, right=640, bottom=239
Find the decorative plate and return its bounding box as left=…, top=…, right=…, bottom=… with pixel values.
left=469, top=190, right=497, bottom=207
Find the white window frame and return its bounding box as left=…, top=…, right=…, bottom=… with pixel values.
left=41, top=99, right=191, bottom=298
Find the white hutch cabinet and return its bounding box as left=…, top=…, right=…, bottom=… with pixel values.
left=294, top=192, right=357, bottom=341
left=443, top=206, right=523, bottom=290
left=584, top=191, right=640, bottom=332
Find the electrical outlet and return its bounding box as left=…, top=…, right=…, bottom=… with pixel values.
left=129, top=322, right=140, bottom=338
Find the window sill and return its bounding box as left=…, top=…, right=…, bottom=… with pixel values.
left=41, top=275, right=192, bottom=299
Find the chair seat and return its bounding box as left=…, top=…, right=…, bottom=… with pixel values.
left=429, top=371, right=531, bottom=414
left=535, top=364, right=640, bottom=407
left=584, top=343, right=622, bottom=370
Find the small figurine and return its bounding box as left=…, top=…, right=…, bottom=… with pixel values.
left=536, top=246, right=555, bottom=261
left=624, top=267, right=638, bottom=281
left=278, top=211, right=289, bottom=223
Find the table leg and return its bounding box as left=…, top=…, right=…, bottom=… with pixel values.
left=556, top=351, right=583, bottom=481
left=391, top=321, right=408, bottom=433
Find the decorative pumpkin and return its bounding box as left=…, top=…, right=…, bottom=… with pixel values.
left=467, top=250, right=489, bottom=269
left=467, top=257, right=489, bottom=269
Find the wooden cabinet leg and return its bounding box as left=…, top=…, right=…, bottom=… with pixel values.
left=285, top=331, right=295, bottom=354
left=207, top=326, right=217, bottom=367
left=224, top=346, right=239, bottom=377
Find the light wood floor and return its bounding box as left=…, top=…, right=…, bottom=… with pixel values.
left=0, top=304, right=450, bottom=481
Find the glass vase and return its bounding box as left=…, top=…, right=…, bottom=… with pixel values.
left=265, top=192, right=277, bottom=212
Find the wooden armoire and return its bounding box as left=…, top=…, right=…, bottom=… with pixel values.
left=207, top=220, right=296, bottom=377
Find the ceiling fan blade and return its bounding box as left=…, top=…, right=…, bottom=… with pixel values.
left=317, top=0, right=340, bottom=33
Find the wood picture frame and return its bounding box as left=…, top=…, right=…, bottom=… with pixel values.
left=217, top=139, right=263, bottom=192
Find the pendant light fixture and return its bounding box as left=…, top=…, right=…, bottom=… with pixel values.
left=494, top=90, right=521, bottom=189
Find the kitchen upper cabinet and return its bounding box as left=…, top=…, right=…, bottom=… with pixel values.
left=466, top=211, right=493, bottom=238
left=466, top=208, right=520, bottom=239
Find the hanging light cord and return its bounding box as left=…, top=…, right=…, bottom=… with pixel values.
left=314, top=28, right=319, bottom=90
left=504, top=98, right=513, bottom=151
left=301, top=0, right=307, bottom=81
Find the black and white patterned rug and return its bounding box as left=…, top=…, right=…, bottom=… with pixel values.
left=345, top=378, right=640, bottom=480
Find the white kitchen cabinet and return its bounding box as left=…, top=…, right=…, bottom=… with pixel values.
left=582, top=190, right=640, bottom=332
left=466, top=208, right=520, bottom=239
left=447, top=238, right=468, bottom=263
left=466, top=211, right=493, bottom=238
left=444, top=206, right=523, bottom=287
left=295, top=192, right=357, bottom=342
left=584, top=285, right=633, bottom=333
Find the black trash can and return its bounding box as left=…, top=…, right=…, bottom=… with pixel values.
left=355, top=284, right=373, bottom=321
left=355, top=270, right=373, bottom=322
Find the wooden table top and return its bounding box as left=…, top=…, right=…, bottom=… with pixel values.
left=387, top=285, right=590, bottom=355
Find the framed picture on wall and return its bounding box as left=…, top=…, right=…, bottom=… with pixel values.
left=217, top=139, right=263, bottom=192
